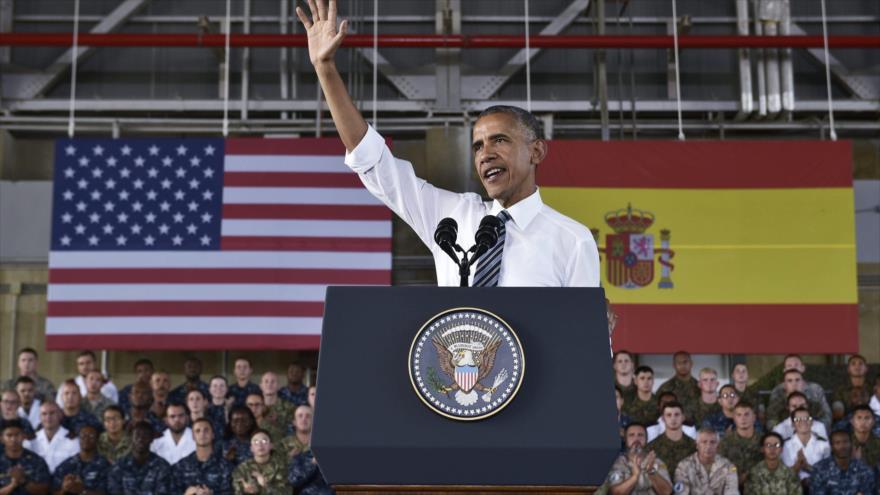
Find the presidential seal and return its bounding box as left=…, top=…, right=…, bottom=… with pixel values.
left=408, top=307, right=524, bottom=421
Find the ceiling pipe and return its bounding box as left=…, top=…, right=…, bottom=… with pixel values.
left=0, top=33, right=878, bottom=48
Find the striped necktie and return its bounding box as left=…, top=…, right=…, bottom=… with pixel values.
left=472, top=210, right=512, bottom=287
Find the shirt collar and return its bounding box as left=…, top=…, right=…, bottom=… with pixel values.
left=489, top=187, right=543, bottom=230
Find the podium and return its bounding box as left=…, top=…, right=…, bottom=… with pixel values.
left=312, top=287, right=619, bottom=494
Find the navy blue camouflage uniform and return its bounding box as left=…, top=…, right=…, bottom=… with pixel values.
left=107, top=452, right=173, bottom=495
left=0, top=449, right=51, bottom=495
left=227, top=382, right=261, bottom=408
left=288, top=450, right=335, bottom=495
left=809, top=457, right=876, bottom=495
left=168, top=381, right=210, bottom=406
left=62, top=409, right=104, bottom=434
left=278, top=385, right=309, bottom=406
left=206, top=405, right=227, bottom=443
left=51, top=454, right=111, bottom=493
left=124, top=410, right=166, bottom=434
left=173, top=450, right=234, bottom=495
left=220, top=437, right=253, bottom=467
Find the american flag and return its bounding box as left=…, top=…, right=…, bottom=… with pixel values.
left=47, top=138, right=392, bottom=350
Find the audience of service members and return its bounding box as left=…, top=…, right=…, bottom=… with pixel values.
left=2, top=347, right=879, bottom=494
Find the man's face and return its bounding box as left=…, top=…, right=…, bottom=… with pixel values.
left=625, top=426, right=647, bottom=451
left=260, top=373, right=278, bottom=395
left=250, top=432, right=271, bottom=458
left=294, top=406, right=313, bottom=433
left=79, top=426, right=98, bottom=452
left=696, top=432, right=719, bottom=462
left=471, top=112, right=541, bottom=207
left=76, top=355, right=95, bottom=377
left=783, top=373, right=804, bottom=394
left=732, top=364, right=748, bottom=383
left=849, top=387, right=868, bottom=406
left=673, top=354, right=692, bottom=376
left=830, top=433, right=852, bottom=460
left=783, top=356, right=805, bottom=373
left=187, top=392, right=206, bottom=414
left=847, top=357, right=867, bottom=378
left=210, top=378, right=227, bottom=400
left=636, top=372, right=654, bottom=393
left=613, top=354, right=633, bottom=374
left=245, top=396, right=265, bottom=419
left=165, top=406, right=188, bottom=434
left=40, top=403, right=62, bottom=430
left=131, top=383, right=152, bottom=407
left=134, top=363, right=154, bottom=383
left=192, top=421, right=214, bottom=448
left=762, top=436, right=783, bottom=461
left=61, top=384, right=81, bottom=409
left=734, top=406, right=755, bottom=430
left=234, top=359, right=252, bottom=381
left=150, top=373, right=170, bottom=394
left=793, top=411, right=812, bottom=434
left=184, top=359, right=202, bottom=380
left=851, top=410, right=875, bottom=434
left=699, top=372, right=718, bottom=394
left=719, top=388, right=739, bottom=410
left=85, top=371, right=103, bottom=393
left=287, top=364, right=304, bottom=384
left=15, top=382, right=34, bottom=406
left=0, top=392, right=20, bottom=418
left=662, top=407, right=683, bottom=431
left=1, top=427, right=24, bottom=452
left=131, top=427, right=153, bottom=454
left=17, top=352, right=37, bottom=375
left=788, top=396, right=807, bottom=412
left=103, top=410, right=123, bottom=434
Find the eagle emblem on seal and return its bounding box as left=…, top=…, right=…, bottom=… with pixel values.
left=432, top=329, right=507, bottom=406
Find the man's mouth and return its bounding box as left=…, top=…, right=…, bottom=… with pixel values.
left=483, top=167, right=506, bottom=182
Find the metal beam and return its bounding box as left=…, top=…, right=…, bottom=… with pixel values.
left=15, top=0, right=151, bottom=99
left=789, top=22, right=879, bottom=100
left=465, top=0, right=590, bottom=100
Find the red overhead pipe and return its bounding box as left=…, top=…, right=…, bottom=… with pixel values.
left=0, top=33, right=878, bottom=49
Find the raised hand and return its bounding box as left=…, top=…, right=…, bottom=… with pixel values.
left=295, top=0, right=349, bottom=67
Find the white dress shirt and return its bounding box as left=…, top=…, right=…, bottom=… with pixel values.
left=17, top=398, right=41, bottom=429
left=345, top=125, right=600, bottom=287
left=24, top=425, right=80, bottom=473
left=781, top=433, right=830, bottom=479
left=772, top=417, right=828, bottom=440
left=150, top=427, right=196, bottom=465
left=870, top=395, right=880, bottom=417
left=56, top=375, right=118, bottom=406
left=646, top=421, right=697, bottom=442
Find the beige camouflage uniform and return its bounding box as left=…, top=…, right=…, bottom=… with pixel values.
left=673, top=452, right=739, bottom=494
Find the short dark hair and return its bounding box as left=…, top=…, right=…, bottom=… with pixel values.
left=0, top=419, right=25, bottom=433
left=13, top=376, right=34, bottom=387
left=851, top=404, right=874, bottom=417
left=17, top=348, right=38, bottom=359
left=790, top=405, right=810, bottom=422
left=210, top=375, right=228, bottom=385
left=477, top=105, right=544, bottom=140
left=133, top=358, right=153, bottom=369
left=613, top=350, right=632, bottom=361
left=829, top=429, right=851, bottom=442
left=657, top=392, right=677, bottom=405
left=734, top=401, right=754, bottom=412
left=635, top=366, right=654, bottom=376
left=102, top=405, right=124, bottom=420
left=165, top=402, right=189, bottom=417
left=131, top=420, right=154, bottom=437
left=186, top=389, right=208, bottom=401
left=719, top=384, right=736, bottom=394
left=661, top=401, right=684, bottom=415
left=783, top=369, right=803, bottom=379
left=191, top=417, right=213, bottom=432
left=760, top=431, right=784, bottom=446
left=77, top=350, right=97, bottom=360
left=624, top=422, right=647, bottom=436
left=786, top=391, right=807, bottom=404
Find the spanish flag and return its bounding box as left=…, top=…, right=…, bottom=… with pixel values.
left=539, top=140, right=857, bottom=354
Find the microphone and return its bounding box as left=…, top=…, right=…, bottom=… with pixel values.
left=434, top=218, right=460, bottom=263
left=469, top=215, right=503, bottom=264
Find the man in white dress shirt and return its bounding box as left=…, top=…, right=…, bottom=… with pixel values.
left=149, top=403, right=196, bottom=465
left=24, top=401, right=79, bottom=473
left=772, top=391, right=828, bottom=440
left=781, top=406, right=830, bottom=481
left=295, top=0, right=600, bottom=288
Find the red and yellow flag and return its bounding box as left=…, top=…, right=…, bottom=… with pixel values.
left=539, top=140, right=857, bottom=354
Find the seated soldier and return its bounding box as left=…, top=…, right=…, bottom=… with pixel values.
left=172, top=418, right=233, bottom=495
left=98, top=406, right=131, bottom=464
left=1, top=389, right=35, bottom=440
left=849, top=404, right=880, bottom=468
left=744, top=432, right=802, bottom=495
left=809, top=429, right=876, bottom=495
left=107, top=421, right=173, bottom=494
left=603, top=422, right=673, bottom=495
left=646, top=402, right=696, bottom=477
left=717, top=402, right=762, bottom=487
left=647, top=393, right=697, bottom=443
left=148, top=371, right=171, bottom=423
left=117, top=359, right=153, bottom=416
left=766, top=355, right=831, bottom=430
left=288, top=449, right=334, bottom=495
left=124, top=381, right=165, bottom=435
left=693, top=368, right=722, bottom=427
left=187, top=389, right=209, bottom=426
left=2, top=348, right=56, bottom=403
left=245, top=393, right=284, bottom=443
left=780, top=406, right=830, bottom=483
left=260, top=372, right=295, bottom=438
left=58, top=351, right=118, bottom=404
left=624, top=366, right=658, bottom=426
left=278, top=363, right=310, bottom=407
left=58, top=380, right=102, bottom=435
left=221, top=406, right=257, bottom=467
left=13, top=377, right=41, bottom=432
left=0, top=419, right=50, bottom=495
left=673, top=428, right=738, bottom=495
left=772, top=391, right=828, bottom=440
left=168, top=357, right=210, bottom=406
left=150, top=403, right=196, bottom=465
left=612, top=351, right=637, bottom=409
left=730, top=363, right=760, bottom=412
left=51, top=424, right=111, bottom=495
left=25, top=401, right=79, bottom=474
left=206, top=376, right=230, bottom=439
left=281, top=405, right=314, bottom=459
left=228, top=358, right=261, bottom=408
left=656, top=352, right=699, bottom=424
left=702, top=384, right=739, bottom=437
left=231, top=430, right=288, bottom=494
left=831, top=354, right=871, bottom=416
left=81, top=370, right=115, bottom=422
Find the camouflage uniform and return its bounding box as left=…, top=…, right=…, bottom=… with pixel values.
left=647, top=433, right=696, bottom=477
left=831, top=383, right=871, bottom=414
left=82, top=394, right=115, bottom=421
left=288, top=450, right=335, bottom=495
left=809, top=457, right=876, bottom=495
left=168, top=380, right=210, bottom=406
left=2, top=375, right=56, bottom=404
left=107, top=452, right=173, bottom=495
left=61, top=408, right=104, bottom=434
left=98, top=431, right=132, bottom=463
left=718, top=430, right=763, bottom=484
left=604, top=452, right=672, bottom=494
left=624, top=395, right=659, bottom=426
left=852, top=432, right=880, bottom=468
left=278, top=384, right=309, bottom=406
left=693, top=400, right=722, bottom=427
left=734, top=385, right=761, bottom=411
left=173, top=450, right=234, bottom=495
left=206, top=404, right=228, bottom=440
left=766, top=382, right=831, bottom=429
left=280, top=435, right=310, bottom=458
left=673, top=452, right=738, bottom=495
left=232, top=454, right=289, bottom=494
left=0, top=448, right=51, bottom=495
left=118, top=383, right=134, bottom=415
left=657, top=376, right=700, bottom=423
left=743, top=461, right=802, bottom=495
left=228, top=382, right=262, bottom=408
left=260, top=401, right=295, bottom=441
left=51, top=453, right=111, bottom=493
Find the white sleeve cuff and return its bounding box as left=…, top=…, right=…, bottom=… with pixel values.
left=344, top=125, right=385, bottom=173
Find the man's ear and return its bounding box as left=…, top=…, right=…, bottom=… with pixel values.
left=531, top=139, right=548, bottom=166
